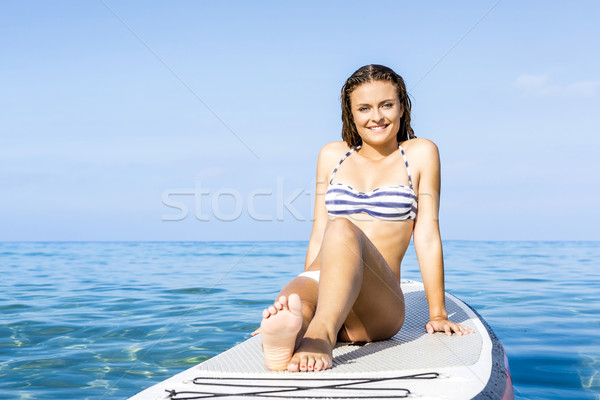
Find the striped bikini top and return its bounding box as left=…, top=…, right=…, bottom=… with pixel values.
left=325, top=145, right=418, bottom=221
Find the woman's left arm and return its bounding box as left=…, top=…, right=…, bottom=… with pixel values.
left=411, top=139, right=473, bottom=336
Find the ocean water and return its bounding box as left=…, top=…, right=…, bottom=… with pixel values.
left=1, top=241, right=599, bottom=399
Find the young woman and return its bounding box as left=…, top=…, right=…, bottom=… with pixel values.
left=254, top=64, right=473, bottom=373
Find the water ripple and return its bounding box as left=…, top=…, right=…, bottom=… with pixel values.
left=1, top=241, right=598, bottom=399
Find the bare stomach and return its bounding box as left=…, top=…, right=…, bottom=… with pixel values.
left=335, top=215, right=413, bottom=279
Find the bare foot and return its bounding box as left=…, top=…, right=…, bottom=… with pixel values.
left=287, top=325, right=334, bottom=372
left=260, top=294, right=303, bottom=371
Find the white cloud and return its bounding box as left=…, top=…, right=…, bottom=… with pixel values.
left=565, top=80, right=600, bottom=97
left=514, top=73, right=600, bottom=98
left=514, top=73, right=556, bottom=96
left=515, top=74, right=551, bottom=87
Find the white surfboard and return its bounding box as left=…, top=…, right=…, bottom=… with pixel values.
left=129, top=280, right=513, bottom=399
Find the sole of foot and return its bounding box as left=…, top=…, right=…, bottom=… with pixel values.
left=260, top=294, right=303, bottom=371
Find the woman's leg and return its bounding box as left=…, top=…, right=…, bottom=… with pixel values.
left=259, top=276, right=319, bottom=371
left=288, top=217, right=405, bottom=372
left=260, top=217, right=404, bottom=372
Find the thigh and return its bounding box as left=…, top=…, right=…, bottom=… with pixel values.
left=332, top=221, right=405, bottom=342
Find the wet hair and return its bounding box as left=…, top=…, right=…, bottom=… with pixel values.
left=341, top=64, right=415, bottom=147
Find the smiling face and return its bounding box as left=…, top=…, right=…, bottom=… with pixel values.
left=349, top=80, right=403, bottom=147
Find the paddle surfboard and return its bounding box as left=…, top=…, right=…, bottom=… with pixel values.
left=129, top=280, right=513, bottom=399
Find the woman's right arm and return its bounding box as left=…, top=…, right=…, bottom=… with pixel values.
left=304, top=143, right=340, bottom=270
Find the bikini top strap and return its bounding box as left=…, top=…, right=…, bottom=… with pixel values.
left=398, top=145, right=413, bottom=187
left=329, top=146, right=361, bottom=185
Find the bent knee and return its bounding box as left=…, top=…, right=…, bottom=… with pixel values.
left=324, top=217, right=361, bottom=241
left=327, top=217, right=357, bottom=230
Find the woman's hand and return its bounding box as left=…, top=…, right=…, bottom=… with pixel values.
left=425, top=317, right=474, bottom=336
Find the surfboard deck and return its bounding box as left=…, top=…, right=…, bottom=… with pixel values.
left=129, top=280, right=513, bottom=399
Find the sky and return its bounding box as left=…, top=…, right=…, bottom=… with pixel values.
left=1, top=1, right=599, bottom=241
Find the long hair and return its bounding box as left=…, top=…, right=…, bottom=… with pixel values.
left=341, top=65, right=415, bottom=147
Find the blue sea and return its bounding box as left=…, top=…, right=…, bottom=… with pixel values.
left=1, top=241, right=599, bottom=399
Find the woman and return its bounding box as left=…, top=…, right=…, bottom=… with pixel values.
left=254, top=64, right=473, bottom=373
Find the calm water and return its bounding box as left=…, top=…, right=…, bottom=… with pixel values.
left=1, top=241, right=599, bottom=399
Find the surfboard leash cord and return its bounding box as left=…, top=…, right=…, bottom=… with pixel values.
left=165, top=372, right=440, bottom=399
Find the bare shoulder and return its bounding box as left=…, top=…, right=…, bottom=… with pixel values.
left=401, top=137, right=440, bottom=161
left=317, top=141, right=351, bottom=166
left=400, top=138, right=441, bottom=186
left=314, top=141, right=351, bottom=189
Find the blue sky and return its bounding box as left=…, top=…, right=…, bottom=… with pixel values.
left=1, top=1, right=599, bottom=241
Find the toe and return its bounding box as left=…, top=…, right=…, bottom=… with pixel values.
left=307, top=356, right=315, bottom=371
left=314, top=359, right=324, bottom=371
left=321, top=356, right=331, bottom=370
left=278, top=295, right=288, bottom=308
left=287, top=362, right=299, bottom=372
left=287, top=294, right=302, bottom=316
left=262, top=309, right=270, bottom=318
left=288, top=354, right=300, bottom=372
left=299, top=355, right=308, bottom=371
left=268, top=305, right=277, bottom=315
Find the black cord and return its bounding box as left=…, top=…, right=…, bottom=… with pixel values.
left=166, top=372, right=439, bottom=399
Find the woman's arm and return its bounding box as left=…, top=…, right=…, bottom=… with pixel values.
left=304, top=142, right=342, bottom=270
left=411, top=138, right=473, bottom=336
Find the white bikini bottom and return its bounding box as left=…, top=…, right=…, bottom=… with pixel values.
left=298, top=270, right=320, bottom=283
